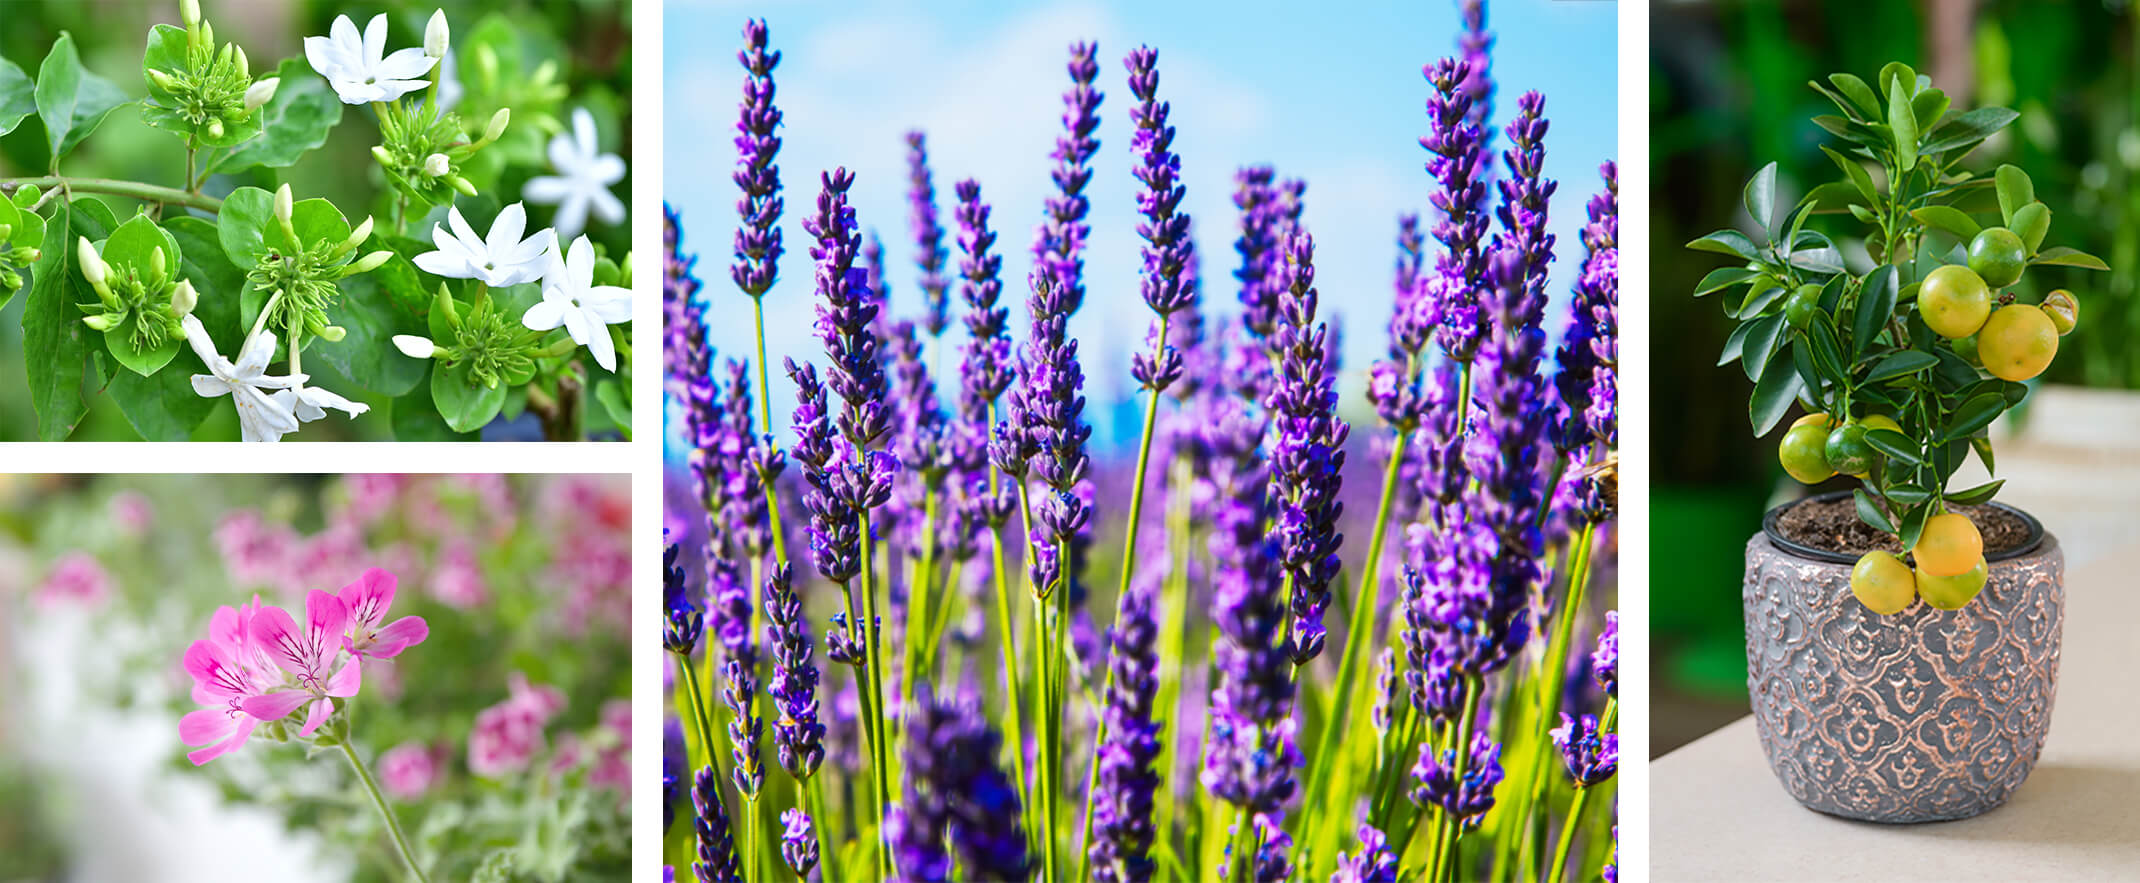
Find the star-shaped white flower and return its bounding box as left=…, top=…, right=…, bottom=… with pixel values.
left=525, top=235, right=631, bottom=372
left=274, top=382, right=371, bottom=425
left=305, top=13, right=438, bottom=105
left=524, top=108, right=625, bottom=240
left=413, top=203, right=555, bottom=287
left=182, top=315, right=304, bottom=442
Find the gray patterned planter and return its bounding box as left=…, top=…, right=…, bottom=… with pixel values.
left=1742, top=495, right=2064, bottom=823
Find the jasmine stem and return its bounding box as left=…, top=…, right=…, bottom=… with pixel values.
left=339, top=741, right=432, bottom=883
left=1, top=177, right=222, bottom=212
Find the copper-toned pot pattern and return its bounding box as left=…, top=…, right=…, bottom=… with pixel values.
left=1741, top=532, right=2063, bottom=823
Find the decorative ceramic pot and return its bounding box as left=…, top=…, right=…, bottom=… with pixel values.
left=1742, top=492, right=2063, bottom=823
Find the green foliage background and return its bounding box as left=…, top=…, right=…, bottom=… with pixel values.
left=0, top=0, right=631, bottom=440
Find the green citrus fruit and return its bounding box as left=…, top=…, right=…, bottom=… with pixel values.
left=1913, top=513, right=1984, bottom=578
left=1967, top=227, right=2028, bottom=288
left=2042, top=290, right=2079, bottom=336
left=1791, top=412, right=1837, bottom=432
left=1825, top=423, right=1877, bottom=477
left=1783, top=284, right=1823, bottom=329
left=1978, top=303, right=2058, bottom=382
left=1779, top=423, right=1836, bottom=484
left=1851, top=551, right=1917, bottom=615
left=1919, top=264, right=1992, bottom=339
left=1916, top=557, right=1989, bottom=610
left=1954, top=333, right=1982, bottom=366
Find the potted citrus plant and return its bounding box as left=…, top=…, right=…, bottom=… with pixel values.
left=1688, top=63, right=2093, bottom=823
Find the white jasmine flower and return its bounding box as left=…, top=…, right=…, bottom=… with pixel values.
left=274, top=382, right=370, bottom=424
left=524, top=235, right=630, bottom=372
left=413, top=203, right=555, bottom=287
left=392, top=335, right=437, bottom=359
left=523, top=108, right=625, bottom=240
left=181, top=315, right=303, bottom=442
left=305, top=14, right=438, bottom=105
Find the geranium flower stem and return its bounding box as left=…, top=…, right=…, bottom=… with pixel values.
left=339, top=741, right=431, bottom=883
left=1, top=176, right=222, bottom=213
left=1302, top=426, right=1412, bottom=863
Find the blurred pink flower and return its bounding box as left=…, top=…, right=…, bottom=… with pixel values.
left=337, top=475, right=410, bottom=527
left=338, top=568, right=429, bottom=662
left=468, top=672, right=566, bottom=778
left=243, top=590, right=363, bottom=737
left=109, top=492, right=155, bottom=536
left=291, top=524, right=368, bottom=595
left=179, top=598, right=280, bottom=764
left=428, top=542, right=489, bottom=609
left=35, top=552, right=111, bottom=608
left=216, top=511, right=298, bottom=590
left=379, top=741, right=442, bottom=800
left=589, top=699, right=630, bottom=796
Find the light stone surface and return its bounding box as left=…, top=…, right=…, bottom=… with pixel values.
left=1655, top=535, right=2140, bottom=881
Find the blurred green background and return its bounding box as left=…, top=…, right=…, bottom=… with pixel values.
left=0, top=0, right=630, bottom=439
left=1652, top=0, right=2140, bottom=753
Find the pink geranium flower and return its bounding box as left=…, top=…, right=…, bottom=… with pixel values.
left=244, top=589, right=363, bottom=736
left=179, top=599, right=279, bottom=765
left=338, top=568, right=430, bottom=661
left=379, top=741, right=442, bottom=800
left=35, top=552, right=112, bottom=608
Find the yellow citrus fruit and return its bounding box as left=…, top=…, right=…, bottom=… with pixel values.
left=1778, top=422, right=1835, bottom=484
left=2042, top=290, right=2079, bottom=336
left=1790, top=412, right=1837, bottom=432
left=1851, top=551, right=1917, bottom=615
left=1978, top=303, right=2058, bottom=382
left=1916, top=557, right=1989, bottom=610
left=1913, top=513, right=1984, bottom=577
left=1860, top=413, right=1902, bottom=436
left=1919, top=264, right=1992, bottom=339
left=1967, top=227, right=2028, bottom=288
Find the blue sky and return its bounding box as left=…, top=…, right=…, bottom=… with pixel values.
left=663, top=0, right=1617, bottom=451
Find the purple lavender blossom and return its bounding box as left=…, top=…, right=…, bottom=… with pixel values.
left=954, top=179, right=1013, bottom=447
left=897, top=681, right=1031, bottom=881
left=1387, top=213, right=1429, bottom=360
left=905, top=131, right=952, bottom=336
left=780, top=808, right=819, bottom=878
left=1420, top=57, right=1492, bottom=362
left=1012, top=267, right=1092, bottom=596
left=1605, top=828, right=1619, bottom=883
left=1248, top=813, right=1292, bottom=882
left=1124, top=46, right=1196, bottom=395
left=1089, top=568, right=1161, bottom=883
left=763, top=562, right=825, bottom=778
left=692, top=766, right=742, bottom=883
left=663, top=206, right=703, bottom=400
left=663, top=537, right=702, bottom=655
left=1397, top=565, right=1466, bottom=721
left=1457, top=0, right=1495, bottom=154
left=1593, top=610, right=1618, bottom=697
left=1232, top=167, right=1283, bottom=341
left=733, top=20, right=783, bottom=300
left=1370, top=647, right=1398, bottom=735
left=885, top=318, right=950, bottom=557
left=663, top=715, right=685, bottom=832
left=785, top=358, right=859, bottom=585
left=1035, top=41, right=1103, bottom=317
left=1409, top=731, right=1504, bottom=823
left=1331, top=825, right=1398, bottom=883
left=1200, top=396, right=1298, bottom=816
left=1264, top=232, right=1349, bottom=664
left=720, top=652, right=762, bottom=795
left=1552, top=712, right=1618, bottom=786
left=805, top=168, right=891, bottom=450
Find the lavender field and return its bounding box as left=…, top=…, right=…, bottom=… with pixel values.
left=661, top=2, right=1618, bottom=880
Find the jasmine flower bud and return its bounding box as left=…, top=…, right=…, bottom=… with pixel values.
left=484, top=108, right=510, bottom=143
left=371, top=145, right=394, bottom=167
left=450, top=175, right=477, bottom=197
left=347, top=217, right=375, bottom=249
left=83, top=313, right=118, bottom=331
left=273, top=184, right=294, bottom=225
left=423, top=153, right=451, bottom=177
left=19, top=248, right=37, bottom=264
left=234, top=44, right=249, bottom=79
left=147, top=68, right=179, bottom=94
left=244, top=78, right=279, bottom=112
left=392, top=335, right=436, bottom=358
left=425, top=10, right=451, bottom=59
left=149, top=246, right=168, bottom=284
left=76, top=237, right=109, bottom=293
left=314, top=324, right=346, bottom=342
left=182, top=0, right=200, bottom=28
left=207, top=119, right=225, bottom=139
left=348, top=250, right=393, bottom=274
left=171, top=279, right=198, bottom=315
left=0, top=224, right=11, bottom=243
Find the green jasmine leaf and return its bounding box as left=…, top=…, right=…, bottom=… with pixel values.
left=210, top=57, right=342, bottom=176
left=33, top=33, right=130, bottom=165
left=309, top=273, right=426, bottom=397
left=23, top=198, right=116, bottom=440
left=217, top=186, right=274, bottom=269
left=388, top=371, right=474, bottom=440
left=0, top=57, right=33, bottom=136
left=433, top=359, right=507, bottom=433
left=593, top=379, right=631, bottom=440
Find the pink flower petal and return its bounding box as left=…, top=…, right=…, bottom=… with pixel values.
left=368, top=616, right=430, bottom=658
left=305, top=589, right=351, bottom=651
left=180, top=708, right=238, bottom=746
left=338, top=568, right=398, bottom=631
left=298, top=698, right=333, bottom=737
left=184, top=714, right=256, bottom=766
left=242, top=690, right=311, bottom=722
left=326, top=658, right=363, bottom=698
left=249, top=604, right=308, bottom=676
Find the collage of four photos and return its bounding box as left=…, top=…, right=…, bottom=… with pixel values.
left=0, top=0, right=2129, bottom=881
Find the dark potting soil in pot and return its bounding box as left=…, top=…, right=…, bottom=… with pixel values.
left=1774, top=496, right=2033, bottom=558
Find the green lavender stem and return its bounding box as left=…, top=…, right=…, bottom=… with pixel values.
left=1430, top=676, right=1483, bottom=883
left=1149, top=456, right=1197, bottom=857
left=340, top=741, right=432, bottom=883
left=1507, top=521, right=1599, bottom=871
left=856, top=514, right=894, bottom=877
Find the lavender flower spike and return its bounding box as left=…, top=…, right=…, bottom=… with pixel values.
left=1593, top=610, right=1619, bottom=697
left=1035, top=41, right=1103, bottom=317
left=662, top=206, right=703, bottom=400
left=1552, top=712, right=1618, bottom=786
left=780, top=808, right=819, bottom=878
left=1331, top=825, right=1399, bottom=883
left=1457, top=0, right=1496, bottom=154
left=763, top=562, right=825, bottom=778
left=1089, top=569, right=1161, bottom=883
left=1013, top=268, right=1091, bottom=597
left=905, top=131, right=951, bottom=336
left=1232, top=167, right=1283, bottom=342
left=898, top=681, right=1031, bottom=881
left=1420, top=57, right=1492, bottom=362
left=692, top=766, right=743, bottom=883
left=732, top=19, right=783, bottom=301
left=805, top=168, right=891, bottom=451
left=1409, top=731, right=1504, bottom=824
left=663, top=536, right=702, bottom=655
left=707, top=556, right=761, bottom=795
left=1125, top=46, right=1194, bottom=394
left=1266, top=231, right=1349, bottom=664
